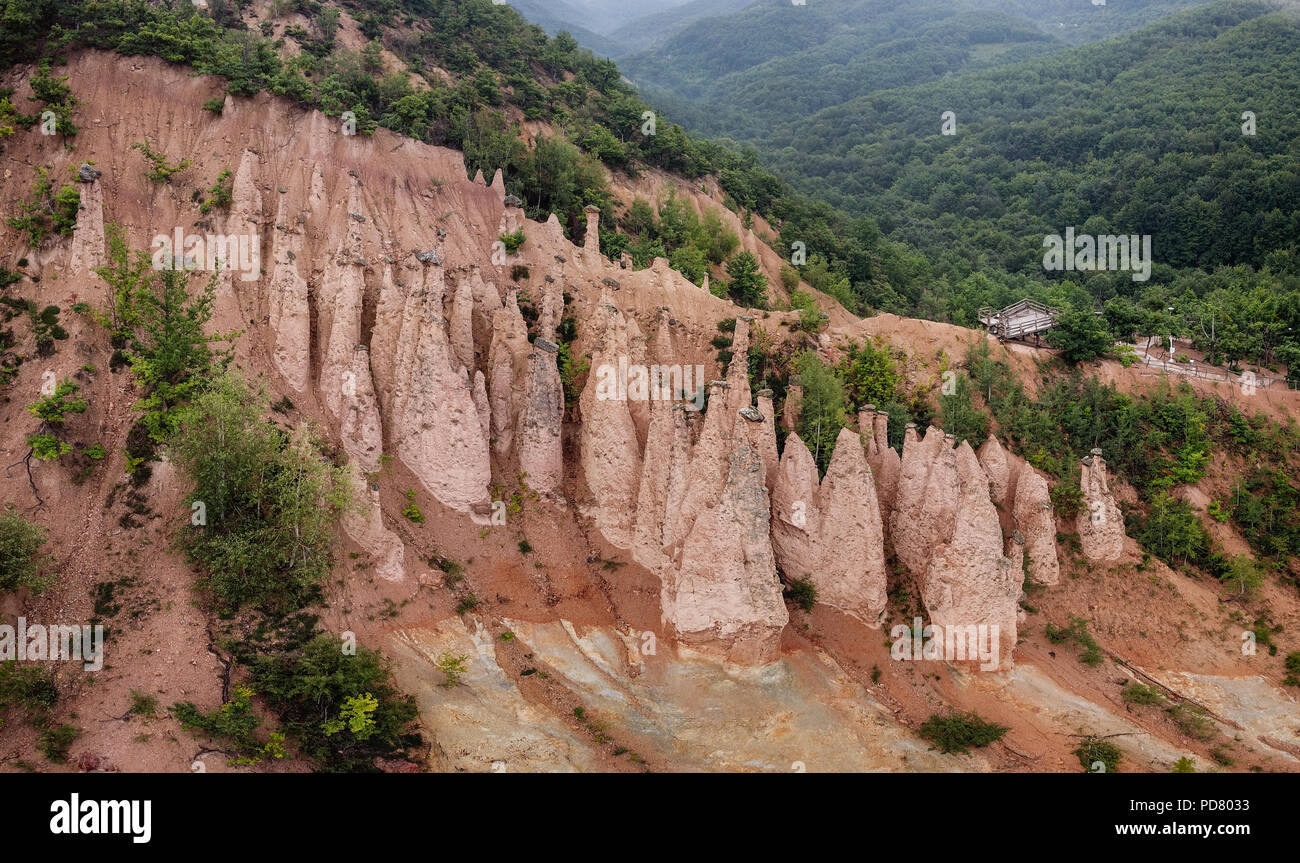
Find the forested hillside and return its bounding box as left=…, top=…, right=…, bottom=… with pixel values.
left=0, top=0, right=726, bottom=234
left=607, top=0, right=759, bottom=55
left=620, top=0, right=1058, bottom=138
left=617, top=0, right=1221, bottom=138
left=758, top=1, right=1300, bottom=368
left=605, top=0, right=1300, bottom=379
left=966, top=0, right=1216, bottom=43
left=506, top=0, right=626, bottom=57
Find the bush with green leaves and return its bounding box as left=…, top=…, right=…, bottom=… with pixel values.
left=1045, top=616, right=1104, bottom=666
left=616, top=191, right=739, bottom=284
left=27, top=379, right=86, bottom=426
left=789, top=290, right=825, bottom=334
left=27, top=302, right=68, bottom=357
left=401, top=489, right=424, bottom=523
left=131, top=140, right=191, bottom=183
left=94, top=223, right=151, bottom=337
left=26, top=433, right=69, bottom=461
left=918, top=711, right=1009, bottom=755
left=0, top=660, right=58, bottom=721
left=171, top=683, right=283, bottom=764
left=1120, top=682, right=1166, bottom=707
left=783, top=577, right=817, bottom=613
left=558, top=338, right=588, bottom=410
left=1133, top=492, right=1212, bottom=571
left=168, top=371, right=354, bottom=613
left=1074, top=736, right=1123, bottom=773
left=1166, top=702, right=1216, bottom=741
left=838, top=338, right=901, bottom=409
left=1045, top=310, right=1114, bottom=364
left=937, top=370, right=989, bottom=446
left=198, top=168, right=233, bottom=214
left=37, top=723, right=79, bottom=762
left=498, top=229, right=525, bottom=254
left=1283, top=652, right=1300, bottom=687
left=7, top=167, right=79, bottom=247
left=322, top=693, right=379, bottom=740
left=436, top=652, right=468, bottom=688
left=245, top=633, right=421, bottom=772
left=0, top=506, right=51, bottom=593
left=24, top=59, right=78, bottom=136
left=1218, top=554, right=1263, bottom=597
left=25, top=379, right=86, bottom=461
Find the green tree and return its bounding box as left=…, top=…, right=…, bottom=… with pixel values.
left=128, top=268, right=232, bottom=442
left=248, top=634, right=420, bottom=772
left=168, top=372, right=355, bottom=613
left=1220, top=555, right=1262, bottom=597
left=0, top=506, right=50, bottom=593
left=725, top=251, right=767, bottom=309
left=938, top=371, right=990, bottom=445
left=918, top=711, right=1009, bottom=755
left=794, top=351, right=847, bottom=474
left=131, top=140, right=191, bottom=184
left=780, top=264, right=800, bottom=293
left=95, top=223, right=152, bottom=335
left=27, top=59, right=77, bottom=136
left=26, top=379, right=86, bottom=461
left=1047, top=309, right=1114, bottom=364
left=27, top=379, right=86, bottom=426
left=1136, top=492, right=1211, bottom=569
left=623, top=198, right=657, bottom=237
left=838, top=338, right=900, bottom=409
left=656, top=190, right=696, bottom=251
left=7, top=167, right=79, bottom=246
left=668, top=245, right=708, bottom=286
left=323, top=692, right=379, bottom=740
left=696, top=208, right=739, bottom=264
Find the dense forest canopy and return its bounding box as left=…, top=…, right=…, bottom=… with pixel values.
left=617, top=0, right=1300, bottom=378
left=621, top=0, right=1058, bottom=139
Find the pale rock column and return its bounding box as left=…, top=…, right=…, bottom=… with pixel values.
left=663, top=445, right=789, bottom=665
left=518, top=338, right=564, bottom=495
left=68, top=168, right=105, bottom=276
left=859, top=406, right=878, bottom=457
left=486, top=291, right=530, bottom=457
left=922, top=441, right=1020, bottom=671
left=577, top=300, right=642, bottom=547
left=393, top=278, right=492, bottom=514
left=341, top=465, right=406, bottom=582
left=771, top=429, right=888, bottom=627
left=266, top=174, right=312, bottom=392
left=1077, top=448, right=1125, bottom=562
left=750, top=389, right=780, bottom=492
left=1013, top=467, right=1059, bottom=585
left=783, top=377, right=803, bottom=432
left=583, top=205, right=601, bottom=255
left=869, top=411, right=902, bottom=518
left=891, top=425, right=953, bottom=577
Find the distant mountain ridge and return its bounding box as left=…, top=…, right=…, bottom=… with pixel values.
left=618, top=0, right=1061, bottom=138
left=506, top=0, right=628, bottom=56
